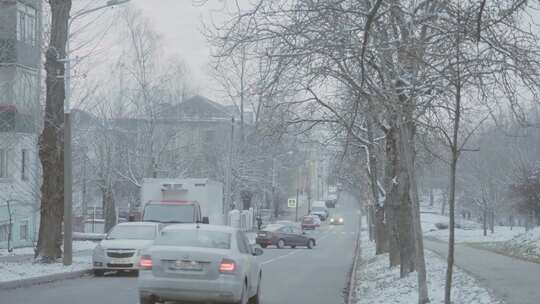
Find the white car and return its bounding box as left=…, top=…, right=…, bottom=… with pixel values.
left=92, top=222, right=161, bottom=276
left=138, top=224, right=263, bottom=304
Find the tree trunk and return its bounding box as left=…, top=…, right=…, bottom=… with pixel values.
left=445, top=150, right=458, bottom=304
left=445, top=63, right=462, bottom=304
left=441, top=189, right=448, bottom=215
left=103, top=186, right=117, bottom=233
left=365, top=110, right=387, bottom=253
left=483, top=206, right=488, bottom=237
left=397, top=157, right=415, bottom=277
left=36, top=0, right=72, bottom=262
left=374, top=205, right=387, bottom=254
left=399, top=121, right=429, bottom=304
left=368, top=204, right=375, bottom=242
left=490, top=209, right=495, bottom=234
left=429, top=187, right=434, bottom=207
left=384, top=125, right=401, bottom=267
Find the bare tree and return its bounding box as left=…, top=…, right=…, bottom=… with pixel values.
left=36, top=0, right=72, bottom=262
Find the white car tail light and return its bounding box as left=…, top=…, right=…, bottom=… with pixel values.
left=140, top=255, right=153, bottom=270
left=219, top=259, right=236, bottom=273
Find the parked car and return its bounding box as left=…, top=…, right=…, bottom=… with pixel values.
left=329, top=214, right=344, bottom=225
left=138, top=224, right=263, bottom=304
left=92, top=222, right=162, bottom=276
left=312, top=215, right=322, bottom=227
left=301, top=216, right=317, bottom=230
left=256, top=224, right=316, bottom=249
left=310, top=206, right=329, bottom=221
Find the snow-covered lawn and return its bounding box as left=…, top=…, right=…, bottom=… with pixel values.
left=0, top=241, right=98, bottom=258
left=421, top=212, right=525, bottom=244
left=356, top=235, right=503, bottom=304
left=474, top=227, right=540, bottom=263
left=0, top=256, right=92, bottom=283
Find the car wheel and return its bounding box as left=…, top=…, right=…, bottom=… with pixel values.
left=93, top=269, right=105, bottom=277
left=291, top=245, right=296, bottom=249
left=307, top=239, right=315, bottom=249
left=277, top=239, right=285, bottom=249
left=139, top=294, right=156, bottom=304
left=249, top=274, right=262, bottom=304
left=260, top=244, right=267, bottom=249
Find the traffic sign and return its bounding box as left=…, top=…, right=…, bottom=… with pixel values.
left=288, top=198, right=297, bottom=208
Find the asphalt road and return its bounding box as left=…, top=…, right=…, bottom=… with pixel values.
left=0, top=197, right=360, bottom=304
left=425, top=239, right=540, bottom=304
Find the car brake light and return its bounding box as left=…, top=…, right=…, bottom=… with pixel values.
left=140, top=255, right=153, bottom=269
left=219, top=259, right=236, bottom=273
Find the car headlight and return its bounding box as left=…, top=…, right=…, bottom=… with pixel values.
left=330, top=218, right=334, bottom=223
left=339, top=218, right=344, bottom=223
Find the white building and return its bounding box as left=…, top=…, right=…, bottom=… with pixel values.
left=0, top=0, right=42, bottom=249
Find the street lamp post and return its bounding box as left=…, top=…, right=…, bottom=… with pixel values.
left=62, top=0, right=130, bottom=266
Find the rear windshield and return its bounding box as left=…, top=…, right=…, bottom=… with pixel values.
left=143, top=204, right=195, bottom=223
left=107, top=225, right=156, bottom=240
left=155, top=230, right=231, bottom=249
left=302, top=217, right=313, bottom=223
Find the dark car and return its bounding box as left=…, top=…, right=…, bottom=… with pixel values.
left=256, top=224, right=316, bottom=249
left=301, top=216, right=317, bottom=230
left=325, top=199, right=337, bottom=208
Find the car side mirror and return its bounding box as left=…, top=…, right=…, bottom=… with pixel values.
left=302, top=231, right=306, bottom=235
left=202, top=217, right=209, bottom=224
left=252, top=247, right=264, bottom=256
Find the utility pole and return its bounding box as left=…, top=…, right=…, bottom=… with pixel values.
left=271, top=157, right=277, bottom=219
left=63, top=0, right=130, bottom=266
left=224, top=116, right=235, bottom=218
left=295, top=168, right=300, bottom=222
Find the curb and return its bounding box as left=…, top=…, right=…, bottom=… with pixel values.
left=0, top=269, right=93, bottom=290
left=347, top=214, right=362, bottom=304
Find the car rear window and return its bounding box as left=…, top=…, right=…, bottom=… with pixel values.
left=155, top=229, right=231, bottom=249
left=303, top=217, right=313, bottom=223
left=106, top=225, right=156, bottom=240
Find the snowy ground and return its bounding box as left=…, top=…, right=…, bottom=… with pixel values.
left=355, top=235, right=503, bottom=304
left=0, top=241, right=97, bottom=258
left=0, top=256, right=92, bottom=283
left=474, top=227, right=540, bottom=263
left=0, top=241, right=97, bottom=284
left=421, top=211, right=525, bottom=244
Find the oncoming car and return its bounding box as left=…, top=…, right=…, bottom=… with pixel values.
left=92, top=222, right=161, bottom=276
left=329, top=215, right=344, bottom=225
left=138, top=224, right=263, bottom=304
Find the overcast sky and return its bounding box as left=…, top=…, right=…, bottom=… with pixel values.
left=130, top=0, right=235, bottom=99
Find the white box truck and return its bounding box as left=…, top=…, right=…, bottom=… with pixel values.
left=140, top=178, right=224, bottom=225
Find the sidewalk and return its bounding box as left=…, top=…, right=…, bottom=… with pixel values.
left=425, top=239, right=540, bottom=304
left=0, top=241, right=97, bottom=263
left=355, top=235, right=502, bottom=304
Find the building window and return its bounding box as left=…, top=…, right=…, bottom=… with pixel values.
left=16, top=3, right=37, bottom=46
left=20, top=221, right=28, bottom=241
left=21, top=149, right=29, bottom=181
left=0, top=223, right=10, bottom=242
left=0, top=149, right=8, bottom=178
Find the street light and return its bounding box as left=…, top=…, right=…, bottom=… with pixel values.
left=63, top=0, right=130, bottom=267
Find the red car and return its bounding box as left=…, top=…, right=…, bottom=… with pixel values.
left=256, top=224, right=316, bottom=249
left=301, top=216, right=317, bottom=230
